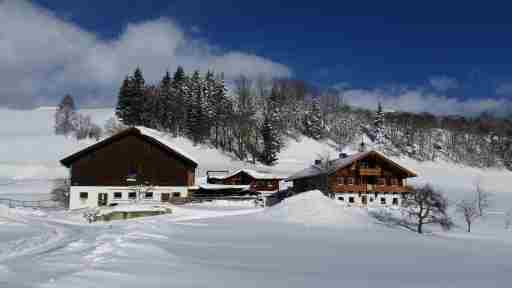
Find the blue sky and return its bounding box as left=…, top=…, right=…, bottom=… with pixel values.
left=32, top=0, right=512, bottom=89
left=2, top=0, right=512, bottom=114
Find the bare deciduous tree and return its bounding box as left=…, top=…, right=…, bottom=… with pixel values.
left=456, top=199, right=479, bottom=232
left=402, top=184, right=453, bottom=234
left=474, top=178, right=492, bottom=217
left=50, top=178, right=70, bottom=208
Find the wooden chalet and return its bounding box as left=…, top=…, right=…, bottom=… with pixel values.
left=287, top=150, right=417, bottom=207
left=207, top=169, right=283, bottom=193
left=60, top=127, right=198, bottom=210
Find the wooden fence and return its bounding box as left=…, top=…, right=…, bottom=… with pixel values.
left=0, top=198, right=62, bottom=209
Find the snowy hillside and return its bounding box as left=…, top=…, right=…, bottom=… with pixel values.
left=1, top=107, right=512, bottom=287
left=1, top=107, right=511, bottom=210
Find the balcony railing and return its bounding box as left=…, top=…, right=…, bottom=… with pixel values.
left=359, top=168, right=382, bottom=176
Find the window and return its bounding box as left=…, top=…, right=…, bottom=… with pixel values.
left=377, top=178, right=386, bottom=186
left=392, top=198, right=399, bottom=205
left=145, top=192, right=153, bottom=199
left=338, top=196, right=344, bottom=202
left=267, top=181, right=274, bottom=188
left=349, top=197, right=355, bottom=203
left=347, top=177, right=355, bottom=185
left=172, top=192, right=181, bottom=198
left=337, top=177, right=344, bottom=185
left=114, top=192, right=122, bottom=199
left=391, top=178, right=398, bottom=185
left=79, top=192, right=88, bottom=199
left=370, top=197, right=374, bottom=202
left=128, top=192, right=137, bottom=199
left=380, top=197, right=386, bottom=205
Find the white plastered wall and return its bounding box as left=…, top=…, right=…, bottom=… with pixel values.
left=69, top=186, right=189, bottom=210
left=332, top=192, right=404, bottom=207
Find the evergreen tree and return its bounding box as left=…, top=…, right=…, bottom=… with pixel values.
left=186, top=70, right=205, bottom=143
left=374, top=102, right=386, bottom=144
left=259, top=114, right=280, bottom=166
left=140, top=85, right=159, bottom=128
left=132, top=67, right=146, bottom=126
left=158, top=71, right=177, bottom=133
left=210, top=73, right=230, bottom=148
left=115, top=68, right=145, bottom=126
left=115, top=76, right=135, bottom=125
left=172, top=66, right=188, bottom=135
left=302, top=96, right=324, bottom=140
left=55, top=94, right=77, bottom=135
left=203, top=70, right=215, bottom=137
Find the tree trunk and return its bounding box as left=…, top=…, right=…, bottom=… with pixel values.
left=418, top=221, right=423, bottom=234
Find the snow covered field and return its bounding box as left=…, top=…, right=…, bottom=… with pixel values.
left=1, top=107, right=512, bottom=287
left=2, top=191, right=512, bottom=287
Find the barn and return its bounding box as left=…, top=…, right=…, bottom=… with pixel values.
left=60, top=127, right=197, bottom=210
left=287, top=150, right=417, bottom=207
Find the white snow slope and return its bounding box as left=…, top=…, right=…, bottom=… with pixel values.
left=1, top=107, right=512, bottom=287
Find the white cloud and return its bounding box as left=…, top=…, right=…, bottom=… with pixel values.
left=0, top=0, right=291, bottom=107
left=429, top=76, right=459, bottom=91
left=340, top=87, right=512, bottom=116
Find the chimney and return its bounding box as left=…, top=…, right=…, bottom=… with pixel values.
left=339, top=153, right=348, bottom=159
left=314, top=159, right=322, bottom=165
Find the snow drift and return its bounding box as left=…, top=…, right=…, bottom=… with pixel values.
left=262, top=190, right=373, bottom=228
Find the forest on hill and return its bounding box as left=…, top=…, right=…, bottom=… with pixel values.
left=56, top=66, right=512, bottom=170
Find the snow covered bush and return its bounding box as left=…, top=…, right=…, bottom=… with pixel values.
left=83, top=209, right=100, bottom=223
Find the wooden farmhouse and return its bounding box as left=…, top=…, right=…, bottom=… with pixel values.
left=206, top=169, right=285, bottom=206
left=60, top=127, right=197, bottom=210
left=287, top=150, right=417, bottom=207
left=207, top=169, right=283, bottom=193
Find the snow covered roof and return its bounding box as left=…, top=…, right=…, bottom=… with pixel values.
left=209, top=169, right=284, bottom=180
left=134, top=126, right=198, bottom=165
left=60, top=127, right=198, bottom=167
left=286, top=150, right=417, bottom=181
left=198, top=184, right=251, bottom=190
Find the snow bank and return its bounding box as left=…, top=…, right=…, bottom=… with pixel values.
left=187, top=199, right=257, bottom=208
left=0, top=204, right=9, bottom=219
left=262, top=190, right=372, bottom=228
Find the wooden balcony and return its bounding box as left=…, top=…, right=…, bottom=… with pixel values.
left=359, top=168, right=382, bottom=176
left=331, top=184, right=411, bottom=193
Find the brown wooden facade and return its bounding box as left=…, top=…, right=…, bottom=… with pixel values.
left=208, top=170, right=281, bottom=192
left=291, top=151, right=416, bottom=194
left=61, top=128, right=197, bottom=187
